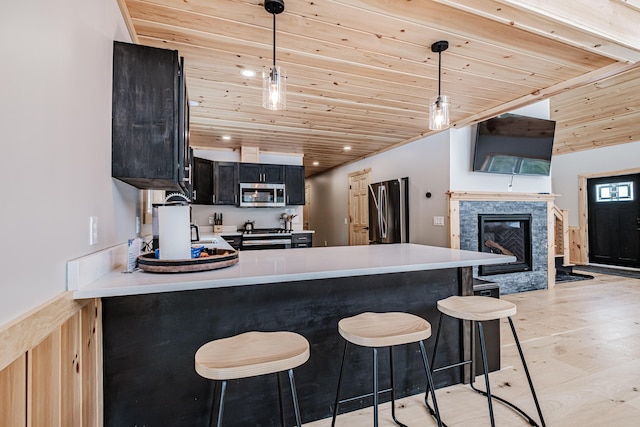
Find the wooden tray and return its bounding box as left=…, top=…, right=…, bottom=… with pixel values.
left=137, top=248, right=239, bottom=273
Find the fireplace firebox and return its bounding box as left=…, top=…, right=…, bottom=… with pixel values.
left=478, top=214, right=532, bottom=275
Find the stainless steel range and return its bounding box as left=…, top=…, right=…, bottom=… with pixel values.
left=241, top=228, right=292, bottom=250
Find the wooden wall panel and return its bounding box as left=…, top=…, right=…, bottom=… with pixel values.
left=28, top=331, right=62, bottom=427
left=569, top=226, right=587, bottom=265
left=0, top=293, right=102, bottom=427
left=81, top=300, right=102, bottom=427
left=0, top=354, right=27, bottom=427
left=61, top=312, right=81, bottom=426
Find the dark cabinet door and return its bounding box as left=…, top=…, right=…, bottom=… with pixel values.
left=112, top=41, right=188, bottom=191
left=285, top=165, right=305, bottom=205
left=213, top=162, right=238, bottom=205
left=192, top=157, right=214, bottom=205
left=239, top=163, right=285, bottom=184
left=238, top=163, right=262, bottom=183
left=263, top=164, right=285, bottom=184
left=292, top=233, right=313, bottom=248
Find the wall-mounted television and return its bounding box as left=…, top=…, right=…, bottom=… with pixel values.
left=472, top=113, right=556, bottom=176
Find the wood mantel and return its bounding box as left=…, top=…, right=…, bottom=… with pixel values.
left=447, top=191, right=558, bottom=289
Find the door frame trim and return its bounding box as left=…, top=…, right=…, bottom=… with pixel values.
left=579, top=167, right=640, bottom=265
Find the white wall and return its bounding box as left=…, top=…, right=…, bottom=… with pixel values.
left=308, top=131, right=452, bottom=247
left=450, top=101, right=552, bottom=193
left=308, top=101, right=554, bottom=248
left=551, top=140, right=640, bottom=224
left=0, top=0, right=136, bottom=326
left=191, top=148, right=304, bottom=230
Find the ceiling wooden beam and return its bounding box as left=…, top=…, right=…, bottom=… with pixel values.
left=435, top=0, right=640, bottom=62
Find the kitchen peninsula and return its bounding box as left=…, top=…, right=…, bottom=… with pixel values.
left=72, top=243, right=514, bottom=426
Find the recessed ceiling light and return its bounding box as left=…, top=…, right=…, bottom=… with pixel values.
left=343, top=146, right=352, bottom=151
left=222, top=135, right=231, bottom=141
left=312, top=161, right=319, bottom=166
left=240, top=69, right=256, bottom=77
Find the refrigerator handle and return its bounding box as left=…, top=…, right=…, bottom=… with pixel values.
left=380, top=185, right=387, bottom=239
left=368, top=184, right=379, bottom=209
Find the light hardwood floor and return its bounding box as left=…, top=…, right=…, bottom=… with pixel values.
left=305, top=270, right=640, bottom=426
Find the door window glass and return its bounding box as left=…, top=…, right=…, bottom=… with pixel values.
left=596, top=182, right=634, bottom=202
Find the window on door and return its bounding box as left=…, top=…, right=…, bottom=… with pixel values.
left=595, top=181, right=634, bottom=203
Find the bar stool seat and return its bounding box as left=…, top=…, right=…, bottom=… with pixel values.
left=430, top=296, right=545, bottom=427
left=332, top=312, right=442, bottom=427
left=338, top=311, right=432, bottom=347
left=195, top=331, right=309, bottom=427
left=437, top=295, right=517, bottom=322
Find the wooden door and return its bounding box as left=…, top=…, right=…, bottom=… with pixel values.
left=348, top=169, right=371, bottom=245
left=587, top=173, right=640, bottom=267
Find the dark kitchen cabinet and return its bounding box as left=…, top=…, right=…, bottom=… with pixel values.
left=192, top=157, right=214, bottom=205
left=239, top=163, right=285, bottom=184
left=112, top=41, right=190, bottom=192
left=213, top=161, right=238, bottom=205
left=285, top=165, right=305, bottom=205
left=221, top=235, right=242, bottom=250
left=292, top=233, right=313, bottom=248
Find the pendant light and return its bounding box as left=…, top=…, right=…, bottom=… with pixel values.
left=263, top=0, right=286, bottom=110
left=429, top=40, right=450, bottom=130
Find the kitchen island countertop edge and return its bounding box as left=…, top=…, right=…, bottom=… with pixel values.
left=72, top=243, right=514, bottom=299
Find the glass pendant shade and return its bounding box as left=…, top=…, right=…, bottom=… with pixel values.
left=263, top=65, right=286, bottom=110
left=429, top=95, right=449, bottom=130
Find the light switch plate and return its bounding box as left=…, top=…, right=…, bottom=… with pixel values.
left=89, top=216, right=98, bottom=245
left=433, top=216, right=445, bottom=226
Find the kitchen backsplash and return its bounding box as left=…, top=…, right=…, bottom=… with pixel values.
left=191, top=204, right=304, bottom=231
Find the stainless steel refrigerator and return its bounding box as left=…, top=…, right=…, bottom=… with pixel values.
left=368, top=177, right=409, bottom=244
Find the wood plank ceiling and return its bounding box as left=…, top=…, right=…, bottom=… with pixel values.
left=119, top=0, right=640, bottom=176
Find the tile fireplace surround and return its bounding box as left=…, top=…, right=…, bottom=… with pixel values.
left=448, top=192, right=557, bottom=294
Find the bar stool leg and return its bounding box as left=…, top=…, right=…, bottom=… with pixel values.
left=288, top=368, right=303, bottom=427
left=389, top=347, right=408, bottom=427
left=430, top=313, right=445, bottom=368
left=208, top=380, right=227, bottom=427
left=419, top=340, right=443, bottom=427
left=331, top=341, right=350, bottom=427
left=373, top=347, right=379, bottom=427
left=508, top=317, right=546, bottom=427
left=277, top=372, right=286, bottom=427
left=477, top=322, right=496, bottom=427
left=425, top=312, right=444, bottom=410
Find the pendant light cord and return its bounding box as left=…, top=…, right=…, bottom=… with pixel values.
left=273, top=13, right=277, bottom=69
left=437, top=50, right=442, bottom=98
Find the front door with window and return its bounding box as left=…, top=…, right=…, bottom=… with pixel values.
left=587, top=173, right=640, bottom=267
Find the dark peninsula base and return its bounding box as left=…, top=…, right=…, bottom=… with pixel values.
left=102, top=267, right=473, bottom=426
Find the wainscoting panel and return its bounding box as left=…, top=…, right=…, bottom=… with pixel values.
left=0, top=355, right=26, bottom=427
left=0, top=293, right=102, bottom=427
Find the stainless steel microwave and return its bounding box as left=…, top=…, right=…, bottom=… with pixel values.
left=239, top=183, right=286, bottom=207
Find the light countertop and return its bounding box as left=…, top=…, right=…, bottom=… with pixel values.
left=71, top=243, right=514, bottom=299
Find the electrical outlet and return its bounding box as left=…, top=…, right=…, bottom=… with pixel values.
left=208, top=216, right=214, bottom=225
left=433, top=216, right=445, bottom=226
left=89, top=216, right=98, bottom=245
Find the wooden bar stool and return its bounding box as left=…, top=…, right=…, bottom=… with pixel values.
left=429, top=296, right=545, bottom=427
left=195, top=331, right=310, bottom=427
left=331, top=312, right=442, bottom=427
